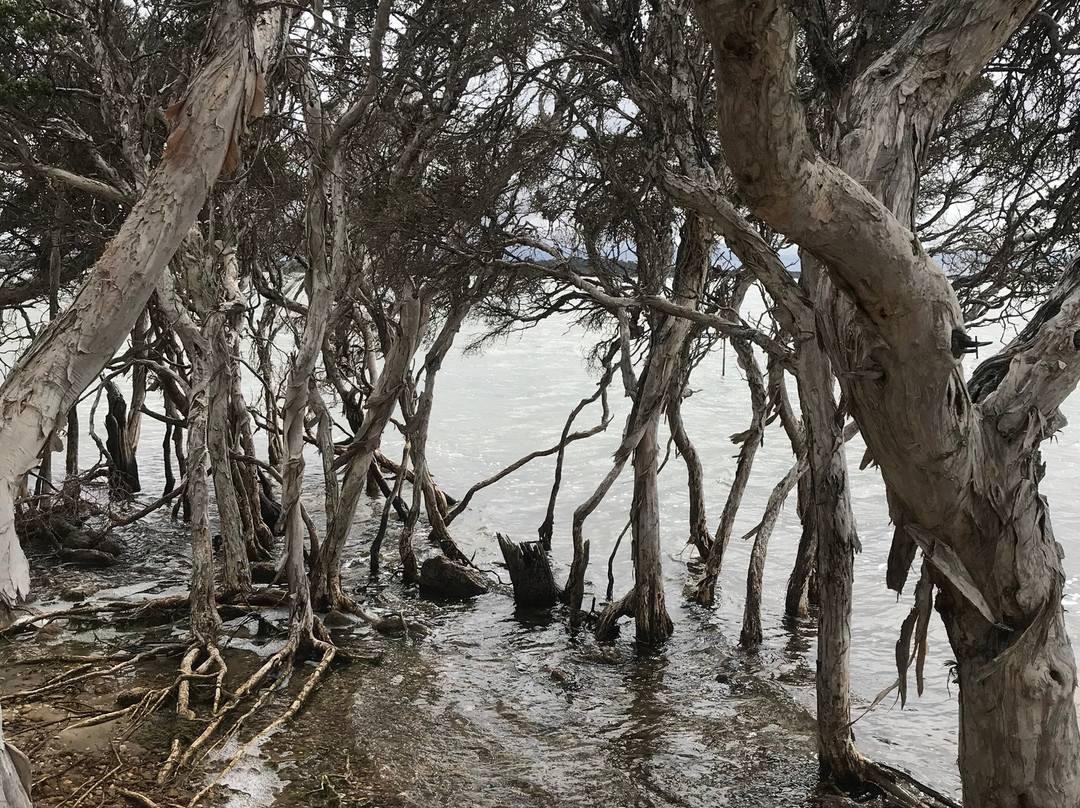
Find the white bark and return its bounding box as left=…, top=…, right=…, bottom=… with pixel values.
left=695, top=1, right=1080, bottom=803
left=0, top=0, right=271, bottom=606
left=278, top=0, right=392, bottom=627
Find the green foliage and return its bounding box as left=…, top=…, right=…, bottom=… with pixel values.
left=0, top=0, right=73, bottom=108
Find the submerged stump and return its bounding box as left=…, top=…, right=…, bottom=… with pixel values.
left=497, top=533, right=560, bottom=609
left=419, top=556, right=488, bottom=600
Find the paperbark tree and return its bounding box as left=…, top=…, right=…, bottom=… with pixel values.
left=695, top=0, right=1080, bottom=804
left=591, top=213, right=712, bottom=645
left=0, top=0, right=268, bottom=602
left=278, top=0, right=392, bottom=639
left=0, top=0, right=271, bottom=802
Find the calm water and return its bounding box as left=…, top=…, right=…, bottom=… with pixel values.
left=12, top=298, right=1080, bottom=805
left=418, top=302, right=1080, bottom=801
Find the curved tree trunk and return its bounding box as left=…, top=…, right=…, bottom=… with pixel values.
left=0, top=0, right=267, bottom=608
left=406, top=290, right=478, bottom=566
left=697, top=1, right=1080, bottom=802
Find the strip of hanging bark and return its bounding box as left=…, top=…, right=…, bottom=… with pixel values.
left=497, top=533, right=560, bottom=609
left=906, top=524, right=1002, bottom=627
left=740, top=459, right=805, bottom=649
left=895, top=563, right=934, bottom=707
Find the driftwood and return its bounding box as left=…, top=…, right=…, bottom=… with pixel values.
left=497, top=533, right=560, bottom=609
left=419, top=556, right=488, bottom=600
left=16, top=504, right=122, bottom=562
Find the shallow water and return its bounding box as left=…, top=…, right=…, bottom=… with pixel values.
left=11, top=301, right=1080, bottom=805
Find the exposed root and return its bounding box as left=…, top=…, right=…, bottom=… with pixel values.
left=68, top=761, right=122, bottom=808
left=334, top=593, right=430, bottom=637
left=860, top=759, right=960, bottom=808
left=118, top=787, right=165, bottom=808
left=1, top=596, right=191, bottom=637
left=175, top=646, right=200, bottom=720
left=60, top=705, right=139, bottom=732
left=186, top=642, right=336, bottom=808
left=9, top=644, right=186, bottom=703
left=160, top=641, right=290, bottom=782
left=595, top=589, right=636, bottom=640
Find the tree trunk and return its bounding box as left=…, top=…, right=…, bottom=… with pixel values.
left=314, top=283, right=430, bottom=607
left=784, top=472, right=816, bottom=618
left=795, top=290, right=864, bottom=780
left=498, top=533, right=560, bottom=609
left=696, top=1, right=1080, bottom=802
left=186, top=350, right=222, bottom=647
left=593, top=214, right=710, bottom=640
left=629, top=412, right=672, bottom=645
left=64, top=407, right=79, bottom=484
left=104, top=379, right=141, bottom=496
left=0, top=0, right=267, bottom=607
left=741, top=460, right=802, bottom=648
left=207, top=312, right=250, bottom=596
left=1, top=728, right=31, bottom=808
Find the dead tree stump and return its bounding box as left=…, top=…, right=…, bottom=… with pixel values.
left=497, top=533, right=560, bottom=609
left=104, top=379, right=140, bottom=496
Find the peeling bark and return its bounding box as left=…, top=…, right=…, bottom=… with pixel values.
left=696, top=0, right=1080, bottom=801
left=0, top=0, right=269, bottom=607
